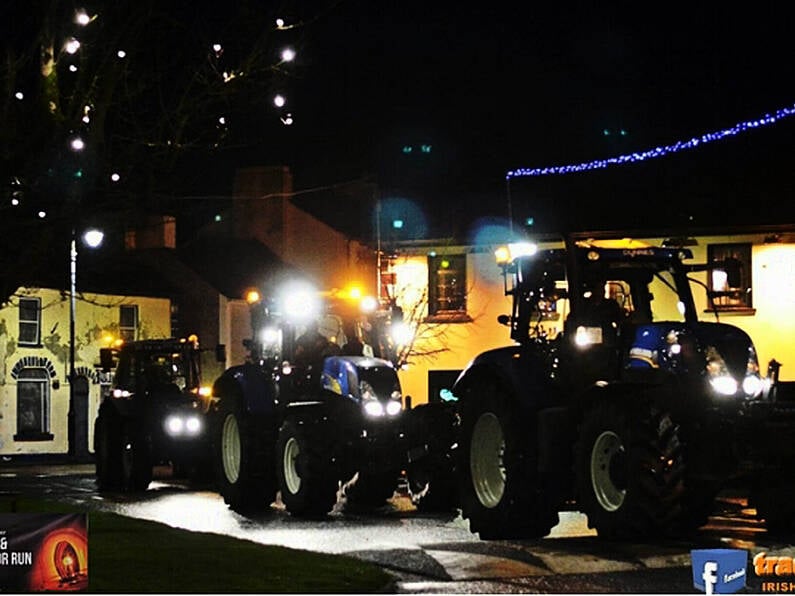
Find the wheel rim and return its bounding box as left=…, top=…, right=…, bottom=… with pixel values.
left=283, top=437, right=301, bottom=495
left=221, top=414, right=241, bottom=484
left=470, top=412, right=506, bottom=509
left=590, top=430, right=627, bottom=512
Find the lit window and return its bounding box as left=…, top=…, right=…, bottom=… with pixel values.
left=428, top=254, right=468, bottom=319
left=120, top=305, right=139, bottom=341
left=707, top=243, right=754, bottom=313
left=18, top=297, right=41, bottom=345
left=15, top=368, right=52, bottom=440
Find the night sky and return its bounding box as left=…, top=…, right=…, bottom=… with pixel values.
left=252, top=1, right=795, bottom=236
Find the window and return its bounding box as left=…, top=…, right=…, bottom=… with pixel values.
left=14, top=368, right=53, bottom=441
left=18, top=297, right=41, bottom=346
left=707, top=243, right=754, bottom=313
left=120, top=304, right=139, bottom=341
left=428, top=254, right=469, bottom=320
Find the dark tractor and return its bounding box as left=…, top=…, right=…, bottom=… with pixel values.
left=453, top=237, right=795, bottom=540
left=94, top=337, right=212, bottom=492
left=210, top=282, right=411, bottom=516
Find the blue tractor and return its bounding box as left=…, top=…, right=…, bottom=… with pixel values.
left=452, top=237, right=795, bottom=539
left=210, top=281, right=413, bottom=516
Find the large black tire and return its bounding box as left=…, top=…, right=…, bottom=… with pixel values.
left=749, top=476, right=795, bottom=537
left=345, top=470, right=399, bottom=510
left=574, top=398, right=707, bottom=540
left=94, top=407, right=123, bottom=491
left=120, top=419, right=152, bottom=492
left=457, top=381, right=559, bottom=540
left=277, top=418, right=339, bottom=517
left=214, top=398, right=277, bottom=513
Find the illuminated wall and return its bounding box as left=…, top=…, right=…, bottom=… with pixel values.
left=0, top=288, right=171, bottom=456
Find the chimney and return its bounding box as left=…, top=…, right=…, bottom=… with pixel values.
left=232, top=166, right=293, bottom=249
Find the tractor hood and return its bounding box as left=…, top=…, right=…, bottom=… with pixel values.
left=628, top=321, right=759, bottom=382
left=628, top=322, right=768, bottom=398
left=321, top=355, right=402, bottom=405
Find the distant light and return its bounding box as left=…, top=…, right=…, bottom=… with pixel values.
left=65, top=38, right=81, bottom=54
left=83, top=229, right=104, bottom=248
left=214, top=214, right=222, bottom=222
left=525, top=217, right=535, bottom=226
left=69, top=65, right=78, bottom=72
left=402, top=145, right=412, bottom=154
left=273, top=94, right=286, bottom=108
left=82, top=113, right=90, bottom=123
left=14, top=91, right=23, bottom=100
left=440, top=259, right=450, bottom=269
left=70, top=137, right=85, bottom=151
left=420, top=144, right=432, bottom=153
left=11, top=197, right=19, bottom=206
left=117, top=50, right=126, bottom=59
left=281, top=47, right=296, bottom=62
left=276, top=18, right=285, bottom=28
left=38, top=211, right=46, bottom=219
left=218, top=116, right=226, bottom=125
left=428, top=250, right=436, bottom=257
left=110, top=173, right=120, bottom=182
left=392, top=219, right=403, bottom=229
left=212, top=43, right=222, bottom=53
left=75, top=10, right=90, bottom=25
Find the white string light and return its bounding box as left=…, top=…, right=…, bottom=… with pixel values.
left=506, top=102, right=795, bottom=180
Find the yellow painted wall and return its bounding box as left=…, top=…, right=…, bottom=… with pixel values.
left=0, top=287, right=171, bottom=456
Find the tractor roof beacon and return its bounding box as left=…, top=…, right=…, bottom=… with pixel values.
left=94, top=337, right=212, bottom=493
left=452, top=237, right=795, bottom=540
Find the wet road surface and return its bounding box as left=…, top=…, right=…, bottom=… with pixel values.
left=1, top=463, right=791, bottom=593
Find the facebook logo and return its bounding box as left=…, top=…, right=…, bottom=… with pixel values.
left=691, top=549, right=748, bottom=594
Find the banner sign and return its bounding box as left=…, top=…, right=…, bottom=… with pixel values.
left=0, top=513, right=88, bottom=592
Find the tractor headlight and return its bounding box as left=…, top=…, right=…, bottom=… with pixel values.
left=705, top=346, right=738, bottom=396
left=364, top=400, right=385, bottom=417
left=165, top=414, right=203, bottom=436
left=742, top=345, right=764, bottom=398
left=360, top=381, right=402, bottom=417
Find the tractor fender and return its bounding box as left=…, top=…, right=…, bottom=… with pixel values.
left=212, top=363, right=277, bottom=417
left=452, top=345, right=551, bottom=414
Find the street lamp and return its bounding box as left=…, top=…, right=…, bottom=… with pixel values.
left=68, top=227, right=103, bottom=460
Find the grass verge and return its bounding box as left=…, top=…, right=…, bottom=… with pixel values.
left=0, top=497, right=394, bottom=593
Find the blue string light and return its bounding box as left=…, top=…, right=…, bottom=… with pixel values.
left=506, top=103, right=795, bottom=180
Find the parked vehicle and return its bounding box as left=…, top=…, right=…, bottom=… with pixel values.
left=452, top=237, right=795, bottom=539
left=211, top=281, right=420, bottom=515
left=94, top=337, right=212, bottom=491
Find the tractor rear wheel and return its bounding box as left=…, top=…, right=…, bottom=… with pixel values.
left=214, top=398, right=276, bottom=513
left=457, top=380, right=559, bottom=539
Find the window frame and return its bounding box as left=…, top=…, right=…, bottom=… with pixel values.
left=120, top=304, right=139, bottom=342
left=18, top=296, right=41, bottom=346
left=426, top=254, right=471, bottom=322
left=706, top=243, right=755, bottom=315
left=14, top=367, right=53, bottom=441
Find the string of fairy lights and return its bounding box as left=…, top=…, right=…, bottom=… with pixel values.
left=506, top=102, right=795, bottom=180
left=7, top=8, right=299, bottom=217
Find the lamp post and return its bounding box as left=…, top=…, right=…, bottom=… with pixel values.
left=68, top=227, right=103, bottom=460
